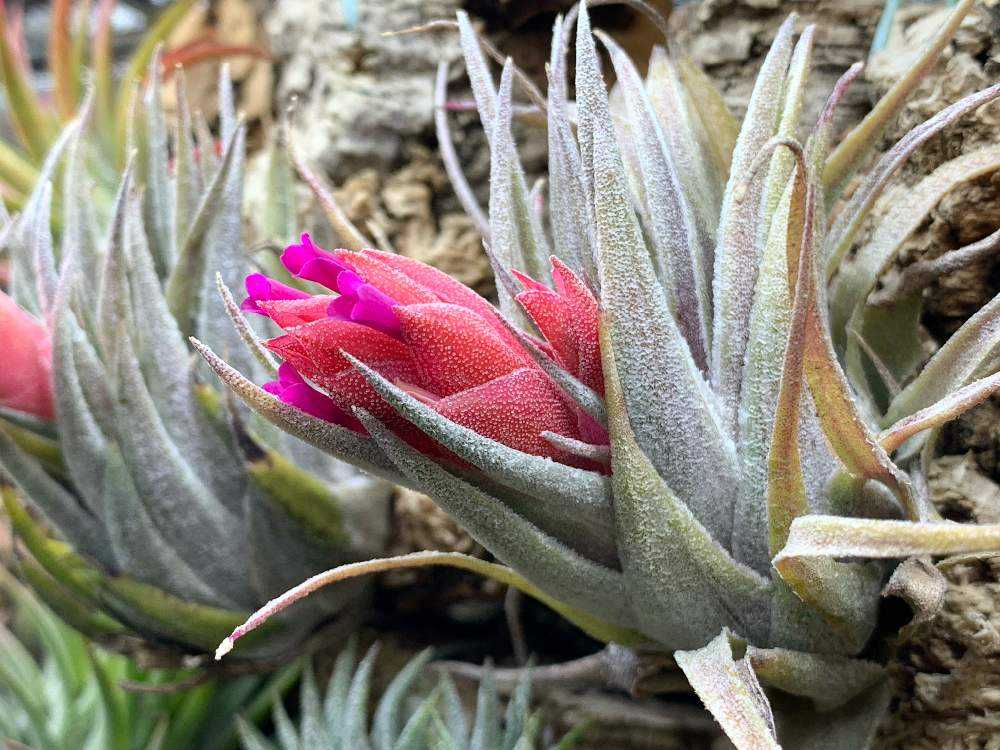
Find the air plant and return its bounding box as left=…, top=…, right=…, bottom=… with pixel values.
left=238, top=644, right=583, bottom=750
left=195, top=0, right=1000, bottom=745
left=0, top=565, right=301, bottom=750
left=0, top=58, right=393, bottom=667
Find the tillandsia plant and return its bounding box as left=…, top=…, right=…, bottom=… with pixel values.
left=0, top=564, right=300, bottom=750
left=0, top=58, right=393, bottom=667
left=238, top=643, right=583, bottom=750
left=197, top=0, right=1000, bottom=745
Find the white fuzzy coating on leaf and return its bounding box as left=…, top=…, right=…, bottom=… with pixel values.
left=100, top=442, right=232, bottom=608
left=585, top=45, right=740, bottom=544
left=111, top=332, right=256, bottom=607
left=489, top=62, right=549, bottom=286
left=141, top=52, right=174, bottom=275
left=674, top=631, right=780, bottom=750
left=355, top=409, right=637, bottom=632
left=710, top=14, right=796, bottom=434
left=605, top=342, right=770, bottom=649
left=599, top=32, right=710, bottom=370
left=646, top=48, right=721, bottom=303
left=545, top=54, right=595, bottom=282
left=344, top=354, right=617, bottom=565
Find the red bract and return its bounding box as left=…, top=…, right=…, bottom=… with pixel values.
left=0, top=291, right=54, bottom=420
left=244, top=235, right=607, bottom=470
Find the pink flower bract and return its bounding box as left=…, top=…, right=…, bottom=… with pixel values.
left=0, top=291, right=54, bottom=420
left=245, top=235, right=607, bottom=470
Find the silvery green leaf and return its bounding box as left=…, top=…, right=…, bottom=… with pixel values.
left=884, top=289, right=1000, bottom=427
left=300, top=666, right=327, bottom=750
left=166, top=124, right=244, bottom=341
left=0, top=428, right=109, bottom=567
left=191, top=337, right=400, bottom=481
left=436, top=61, right=490, bottom=240
left=758, top=27, right=813, bottom=248
left=546, top=18, right=594, bottom=281
left=489, top=61, right=548, bottom=292
left=604, top=342, right=770, bottom=648
left=711, top=14, right=796, bottom=433
left=392, top=690, right=440, bottom=750
left=586, top=53, right=739, bottom=543
left=779, top=515, right=1000, bottom=561
left=29, top=181, right=56, bottom=313
left=237, top=718, right=278, bottom=750
left=344, top=354, right=615, bottom=565
left=355, top=409, right=636, bottom=631
left=125, top=194, right=248, bottom=509
left=457, top=11, right=497, bottom=144
left=372, top=648, right=433, bottom=750
left=262, top=130, right=297, bottom=245
left=470, top=664, right=499, bottom=750
left=95, top=162, right=134, bottom=364
left=738, top=178, right=798, bottom=570
left=573, top=3, right=608, bottom=203
left=773, top=678, right=892, bottom=750
left=197, top=124, right=259, bottom=378
left=99, top=442, right=230, bottom=607
left=195, top=110, right=220, bottom=175
left=171, top=70, right=202, bottom=262
left=673, top=53, right=737, bottom=201
left=218, top=63, right=237, bottom=145
left=825, top=83, right=1000, bottom=275
left=880, top=370, right=1000, bottom=454
left=140, top=51, right=173, bottom=276
left=771, top=518, right=885, bottom=653
left=435, top=674, right=468, bottom=747
left=111, top=335, right=254, bottom=607
left=599, top=32, right=709, bottom=369
left=746, top=643, right=884, bottom=712
left=674, top=631, right=780, bottom=750
left=646, top=48, right=720, bottom=289
left=52, top=304, right=110, bottom=519
left=502, top=664, right=531, bottom=750
left=325, top=639, right=358, bottom=737
left=62, top=100, right=101, bottom=287
left=342, top=643, right=380, bottom=750
left=9, top=120, right=79, bottom=314
left=273, top=699, right=299, bottom=750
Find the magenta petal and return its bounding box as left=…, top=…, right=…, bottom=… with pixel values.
left=242, top=273, right=310, bottom=315
left=326, top=281, right=401, bottom=337
left=263, top=362, right=351, bottom=424
left=296, top=257, right=346, bottom=291
left=281, top=234, right=349, bottom=291
left=280, top=383, right=345, bottom=422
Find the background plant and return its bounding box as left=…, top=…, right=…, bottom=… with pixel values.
left=0, top=564, right=300, bottom=750
left=0, top=55, right=394, bottom=667
left=239, top=643, right=584, bottom=750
